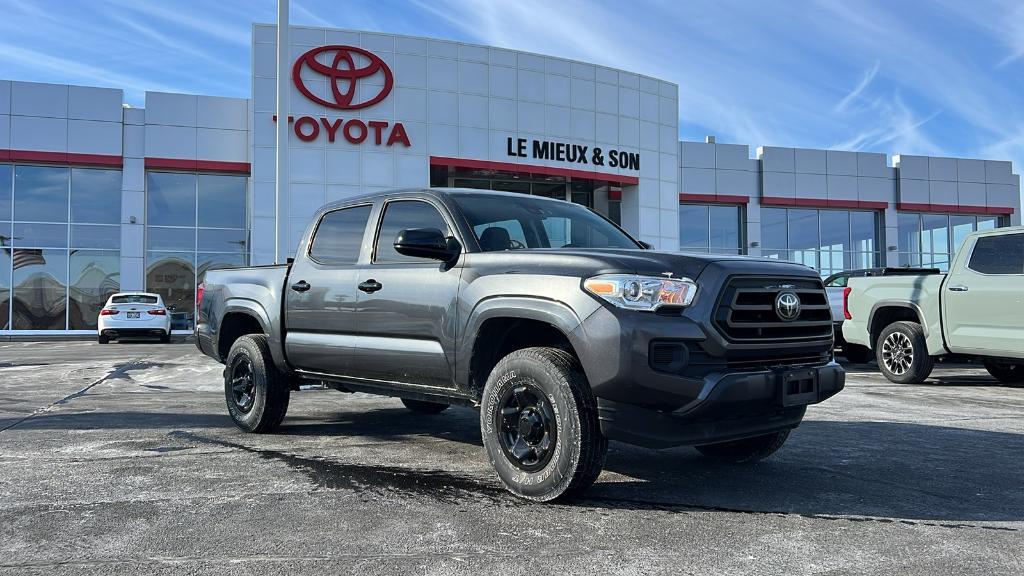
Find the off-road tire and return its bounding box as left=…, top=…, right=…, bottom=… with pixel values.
left=842, top=344, right=872, bottom=364
left=401, top=398, right=449, bottom=414
left=984, top=360, right=1024, bottom=387
left=696, top=430, right=790, bottom=463
left=480, top=347, right=607, bottom=501
left=224, top=334, right=290, bottom=433
left=876, top=321, right=934, bottom=384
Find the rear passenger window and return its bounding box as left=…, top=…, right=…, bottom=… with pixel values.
left=309, top=205, right=372, bottom=265
left=968, top=233, right=1024, bottom=274
left=374, top=200, right=450, bottom=263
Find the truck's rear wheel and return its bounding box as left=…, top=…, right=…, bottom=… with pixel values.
left=984, top=360, right=1024, bottom=387
left=224, top=334, right=290, bottom=433
left=696, top=430, right=790, bottom=463
left=876, top=321, right=934, bottom=384
left=480, top=347, right=607, bottom=501
left=401, top=398, right=449, bottom=414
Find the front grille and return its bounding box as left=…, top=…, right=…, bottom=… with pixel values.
left=713, top=276, right=832, bottom=343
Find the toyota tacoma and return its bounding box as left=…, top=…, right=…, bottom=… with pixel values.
left=196, top=188, right=845, bottom=501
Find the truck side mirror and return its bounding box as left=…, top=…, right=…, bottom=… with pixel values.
left=394, top=228, right=459, bottom=262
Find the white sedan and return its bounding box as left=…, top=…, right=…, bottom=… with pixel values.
left=97, top=292, right=173, bottom=344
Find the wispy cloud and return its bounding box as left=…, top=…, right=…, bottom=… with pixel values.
left=834, top=61, right=880, bottom=113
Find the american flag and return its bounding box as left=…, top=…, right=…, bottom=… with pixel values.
left=3, top=248, right=47, bottom=270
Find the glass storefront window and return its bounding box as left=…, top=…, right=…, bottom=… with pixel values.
left=0, top=164, right=11, bottom=221
left=0, top=246, right=9, bottom=330
left=896, top=213, right=1007, bottom=271
left=14, top=166, right=69, bottom=223
left=679, top=204, right=743, bottom=254
left=197, top=174, right=247, bottom=228
left=71, top=225, right=120, bottom=250
left=761, top=207, right=879, bottom=276
left=145, top=171, right=249, bottom=322
left=146, top=251, right=195, bottom=315
left=12, top=248, right=67, bottom=330
left=147, top=172, right=196, bottom=226
left=68, top=250, right=120, bottom=330
left=1, top=164, right=123, bottom=331
left=71, top=168, right=121, bottom=224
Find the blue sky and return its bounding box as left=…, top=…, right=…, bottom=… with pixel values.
left=1, top=0, right=1022, bottom=178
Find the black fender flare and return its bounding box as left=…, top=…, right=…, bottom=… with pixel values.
left=218, top=299, right=285, bottom=367
left=456, top=296, right=586, bottom=390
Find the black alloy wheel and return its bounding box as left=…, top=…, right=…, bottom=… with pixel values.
left=497, top=382, right=558, bottom=472
left=229, top=355, right=257, bottom=414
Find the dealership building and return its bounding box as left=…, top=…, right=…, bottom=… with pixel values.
left=0, top=24, right=1019, bottom=334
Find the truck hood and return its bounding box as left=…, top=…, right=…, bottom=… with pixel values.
left=467, top=248, right=820, bottom=280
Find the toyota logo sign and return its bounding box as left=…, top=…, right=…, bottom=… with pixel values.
left=774, top=291, right=802, bottom=322
left=291, top=45, right=393, bottom=110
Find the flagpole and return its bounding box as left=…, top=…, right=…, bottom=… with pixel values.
left=274, top=0, right=289, bottom=263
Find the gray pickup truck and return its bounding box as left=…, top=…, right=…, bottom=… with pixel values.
left=196, top=188, right=845, bottom=501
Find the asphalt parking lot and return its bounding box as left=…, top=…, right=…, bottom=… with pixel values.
left=0, top=340, right=1021, bottom=575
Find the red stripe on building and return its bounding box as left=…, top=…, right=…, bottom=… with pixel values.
left=3, top=149, right=123, bottom=167
left=429, top=156, right=640, bottom=186
left=679, top=193, right=750, bottom=204
left=761, top=196, right=888, bottom=210
left=145, top=157, right=251, bottom=174
left=897, top=202, right=1015, bottom=215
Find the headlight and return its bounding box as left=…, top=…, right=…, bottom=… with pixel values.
left=583, top=274, right=697, bottom=311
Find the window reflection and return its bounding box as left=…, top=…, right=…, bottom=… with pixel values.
left=198, top=175, right=247, bottom=228
left=198, top=252, right=246, bottom=283
left=15, top=166, right=69, bottom=223
left=895, top=213, right=1008, bottom=271
left=147, top=227, right=195, bottom=251
left=68, top=250, right=120, bottom=330
left=197, top=228, right=248, bottom=253
left=679, top=204, right=742, bottom=254
left=0, top=165, right=11, bottom=221
left=147, top=172, right=196, bottom=226
left=71, top=225, right=120, bottom=249
left=761, top=207, right=879, bottom=276
left=71, top=168, right=121, bottom=224
left=13, top=222, right=68, bottom=248
left=146, top=252, right=195, bottom=315
left=0, top=247, right=9, bottom=330
left=12, top=248, right=67, bottom=330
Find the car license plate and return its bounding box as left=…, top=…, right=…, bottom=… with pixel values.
left=127, top=312, right=140, bottom=319
left=780, top=369, right=818, bottom=406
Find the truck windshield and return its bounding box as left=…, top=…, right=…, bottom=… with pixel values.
left=451, top=194, right=641, bottom=251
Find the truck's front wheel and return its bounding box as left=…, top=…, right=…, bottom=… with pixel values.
left=876, top=321, right=934, bottom=384
left=224, top=334, right=290, bottom=433
left=984, top=360, right=1024, bottom=387
left=696, top=430, right=790, bottom=463
left=480, top=347, right=607, bottom=501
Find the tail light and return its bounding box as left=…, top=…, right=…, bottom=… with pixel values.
left=148, top=309, right=167, bottom=316
left=99, top=308, right=119, bottom=316
left=842, top=287, right=852, bottom=320
left=196, top=282, right=205, bottom=307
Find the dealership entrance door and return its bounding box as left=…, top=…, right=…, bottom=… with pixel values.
left=429, top=165, right=622, bottom=225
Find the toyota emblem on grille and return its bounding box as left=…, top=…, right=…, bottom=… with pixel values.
left=775, top=291, right=801, bottom=321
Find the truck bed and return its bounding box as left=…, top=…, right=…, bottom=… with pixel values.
left=195, top=264, right=290, bottom=362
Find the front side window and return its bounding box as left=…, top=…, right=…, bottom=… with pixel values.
left=453, top=194, right=639, bottom=251
left=309, top=205, right=372, bottom=265
left=968, top=233, right=1024, bottom=275
left=374, top=200, right=450, bottom=263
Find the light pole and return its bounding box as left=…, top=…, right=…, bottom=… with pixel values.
left=274, top=0, right=290, bottom=263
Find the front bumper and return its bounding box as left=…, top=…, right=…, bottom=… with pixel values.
left=596, top=362, right=845, bottom=448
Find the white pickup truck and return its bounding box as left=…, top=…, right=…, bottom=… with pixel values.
left=842, top=227, right=1024, bottom=385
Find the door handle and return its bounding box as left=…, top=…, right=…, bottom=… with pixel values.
left=948, top=285, right=969, bottom=292
left=290, top=280, right=311, bottom=292
left=358, top=279, right=383, bottom=293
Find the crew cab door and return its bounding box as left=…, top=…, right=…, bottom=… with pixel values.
left=348, top=198, right=463, bottom=389
left=943, top=231, right=1024, bottom=355
left=284, top=203, right=373, bottom=375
